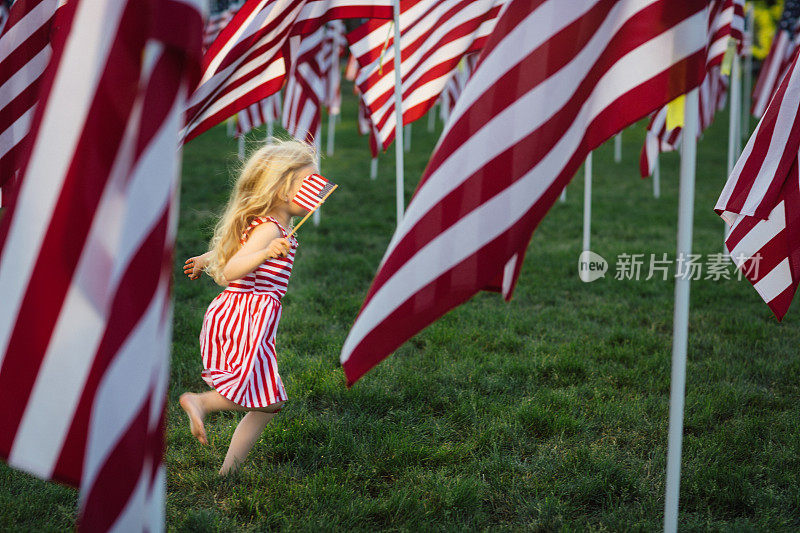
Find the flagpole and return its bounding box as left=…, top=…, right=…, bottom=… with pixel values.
left=370, top=157, right=378, bottom=180
left=428, top=103, right=436, bottom=132
left=614, top=132, right=622, bottom=163
left=404, top=122, right=412, bottom=152
left=664, top=87, right=699, bottom=533
left=314, top=136, right=322, bottom=226
left=725, top=51, right=742, bottom=249
left=653, top=153, right=661, bottom=199
left=560, top=187, right=567, bottom=203
left=392, top=0, right=404, bottom=225
left=238, top=134, right=245, bottom=161
left=582, top=152, right=592, bottom=252
left=742, top=7, right=754, bottom=140
left=327, top=110, right=337, bottom=156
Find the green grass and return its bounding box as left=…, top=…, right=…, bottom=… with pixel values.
left=2, top=82, right=799, bottom=532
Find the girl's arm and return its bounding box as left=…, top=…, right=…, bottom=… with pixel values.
left=183, top=251, right=213, bottom=280
left=222, top=222, right=291, bottom=282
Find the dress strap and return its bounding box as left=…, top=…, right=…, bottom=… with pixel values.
left=239, top=216, right=295, bottom=244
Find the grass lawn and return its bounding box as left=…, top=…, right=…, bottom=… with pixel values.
left=2, top=81, right=799, bottom=531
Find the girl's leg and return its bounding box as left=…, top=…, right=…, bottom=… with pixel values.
left=219, top=411, right=276, bottom=475
left=179, top=390, right=247, bottom=445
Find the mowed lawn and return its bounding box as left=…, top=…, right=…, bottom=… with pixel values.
left=2, top=82, right=800, bottom=531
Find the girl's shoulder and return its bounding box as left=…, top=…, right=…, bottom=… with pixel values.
left=240, top=216, right=280, bottom=244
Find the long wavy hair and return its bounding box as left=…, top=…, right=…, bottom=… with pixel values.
left=205, top=138, right=318, bottom=284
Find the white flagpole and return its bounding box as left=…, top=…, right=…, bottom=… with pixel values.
left=266, top=119, right=274, bottom=142
left=404, top=122, right=412, bottom=152
left=614, top=132, right=622, bottom=163
left=725, top=51, right=742, bottom=248
left=664, top=87, right=699, bottom=533
left=227, top=117, right=235, bottom=137
left=326, top=111, right=337, bottom=156
left=582, top=152, right=592, bottom=252
left=314, top=136, right=322, bottom=226
left=238, top=134, right=245, bottom=161
left=560, top=187, right=567, bottom=203
left=428, top=103, right=436, bottom=132
left=370, top=157, right=379, bottom=180
left=392, top=0, right=405, bottom=225
left=653, top=153, right=661, bottom=199
left=742, top=7, right=754, bottom=140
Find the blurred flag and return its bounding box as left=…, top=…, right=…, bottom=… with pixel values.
left=183, top=0, right=392, bottom=143
left=0, top=0, right=203, bottom=530
left=282, top=21, right=344, bottom=144
left=236, top=92, right=282, bottom=137
left=349, top=0, right=506, bottom=151
left=340, top=0, right=710, bottom=384
left=751, top=0, right=800, bottom=118
left=0, top=0, right=65, bottom=203
left=202, top=1, right=243, bottom=52
left=292, top=173, right=336, bottom=212
left=716, top=48, right=800, bottom=321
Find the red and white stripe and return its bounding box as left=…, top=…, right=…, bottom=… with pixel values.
left=236, top=92, right=281, bottom=136
left=339, top=0, right=710, bottom=384
left=183, top=0, right=392, bottom=143
left=716, top=48, right=800, bottom=321
left=350, top=0, right=506, bottom=151
left=0, top=0, right=202, bottom=530
left=0, top=0, right=64, bottom=202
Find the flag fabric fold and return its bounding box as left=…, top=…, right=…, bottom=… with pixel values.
left=340, top=0, right=710, bottom=385
left=0, top=0, right=203, bottom=529
left=716, top=46, right=800, bottom=321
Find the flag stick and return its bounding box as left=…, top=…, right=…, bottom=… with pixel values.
left=404, top=122, right=412, bottom=152
left=742, top=7, right=754, bottom=140
left=725, top=52, right=742, bottom=250
left=392, top=0, right=405, bottom=225
left=227, top=117, right=235, bottom=137
left=266, top=119, right=274, bottom=143
left=614, top=132, right=622, bottom=163
left=370, top=157, right=378, bottom=180
left=664, top=87, right=698, bottom=533
left=428, top=103, right=436, bottom=132
left=559, top=187, right=566, bottom=203
left=287, top=185, right=339, bottom=239
left=582, top=152, right=592, bottom=252
left=653, top=153, right=661, bottom=199
left=238, top=134, right=245, bottom=161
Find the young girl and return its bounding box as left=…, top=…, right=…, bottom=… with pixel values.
left=179, top=139, right=317, bottom=475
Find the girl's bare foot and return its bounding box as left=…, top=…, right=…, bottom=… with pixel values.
left=179, top=393, right=208, bottom=445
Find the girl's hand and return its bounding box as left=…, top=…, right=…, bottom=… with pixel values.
left=183, top=255, right=206, bottom=280
left=265, top=238, right=291, bottom=258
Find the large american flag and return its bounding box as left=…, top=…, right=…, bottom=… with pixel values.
left=340, top=0, right=710, bottom=384
left=716, top=46, right=800, bottom=321
left=0, top=0, right=64, bottom=203
left=751, top=0, right=800, bottom=118
left=182, top=0, right=392, bottom=143
left=0, top=0, right=202, bottom=530
left=349, top=0, right=506, bottom=151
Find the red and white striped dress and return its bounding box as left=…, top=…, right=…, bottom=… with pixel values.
left=199, top=216, right=298, bottom=408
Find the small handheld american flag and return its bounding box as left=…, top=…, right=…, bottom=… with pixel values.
left=292, top=173, right=337, bottom=212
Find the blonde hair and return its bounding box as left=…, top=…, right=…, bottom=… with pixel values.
left=206, top=138, right=318, bottom=284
